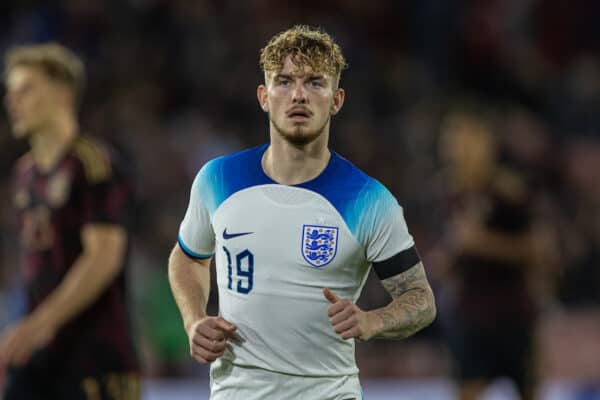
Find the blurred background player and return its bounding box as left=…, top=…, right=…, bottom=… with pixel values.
left=436, top=108, right=539, bottom=400
left=0, top=43, right=139, bottom=399
left=168, top=25, right=436, bottom=399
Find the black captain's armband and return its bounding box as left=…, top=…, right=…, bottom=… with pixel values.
left=373, top=246, right=421, bottom=280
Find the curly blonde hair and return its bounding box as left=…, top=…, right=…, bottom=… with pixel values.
left=259, top=25, right=347, bottom=85
left=4, top=43, right=85, bottom=101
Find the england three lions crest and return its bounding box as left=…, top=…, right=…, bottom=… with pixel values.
left=302, top=225, right=339, bottom=268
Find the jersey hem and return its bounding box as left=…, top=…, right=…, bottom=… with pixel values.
left=221, top=360, right=360, bottom=379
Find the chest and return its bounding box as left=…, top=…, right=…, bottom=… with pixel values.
left=17, top=163, right=79, bottom=207
left=14, top=163, right=85, bottom=239
left=211, top=186, right=367, bottom=292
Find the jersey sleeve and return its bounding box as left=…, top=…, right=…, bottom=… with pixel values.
left=84, top=177, right=133, bottom=226
left=178, top=168, right=215, bottom=259
left=359, top=180, right=415, bottom=264
left=75, top=139, right=133, bottom=227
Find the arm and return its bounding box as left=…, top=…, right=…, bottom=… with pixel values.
left=325, top=262, right=436, bottom=341
left=0, top=223, right=127, bottom=366
left=34, top=224, right=127, bottom=326
left=168, top=244, right=212, bottom=333
left=453, top=217, right=533, bottom=263
left=168, top=244, right=236, bottom=364
left=372, top=262, right=436, bottom=339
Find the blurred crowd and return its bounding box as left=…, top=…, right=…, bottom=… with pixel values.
left=0, top=0, right=599, bottom=387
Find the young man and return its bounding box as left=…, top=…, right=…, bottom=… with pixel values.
left=0, top=44, right=140, bottom=399
left=169, top=25, right=436, bottom=399
left=438, top=110, right=538, bottom=400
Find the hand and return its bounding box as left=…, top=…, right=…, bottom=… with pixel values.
left=0, top=316, right=57, bottom=367
left=186, top=317, right=237, bottom=364
left=323, top=288, right=377, bottom=341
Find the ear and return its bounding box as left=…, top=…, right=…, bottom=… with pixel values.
left=257, top=85, right=269, bottom=112
left=331, top=88, right=345, bottom=115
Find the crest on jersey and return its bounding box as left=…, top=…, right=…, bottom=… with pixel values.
left=301, top=225, right=339, bottom=268
left=47, top=171, right=71, bottom=208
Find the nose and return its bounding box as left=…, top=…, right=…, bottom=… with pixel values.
left=291, top=81, right=307, bottom=104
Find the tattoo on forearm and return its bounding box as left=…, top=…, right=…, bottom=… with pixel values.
left=377, top=263, right=435, bottom=339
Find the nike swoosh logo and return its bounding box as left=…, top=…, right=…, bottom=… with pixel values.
left=223, top=228, right=254, bottom=240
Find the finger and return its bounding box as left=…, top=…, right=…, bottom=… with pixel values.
left=332, top=316, right=358, bottom=334
left=224, top=330, right=244, bottom=345
left=191, top=346, right=224, bottom=363
left=190, top=349, right=210, bottom=364
left=215, top=317, right=237, bottom=333
left=191, top=342, right=225, bottom=360
left=327, top=299, right=351, bottom=317
left=195, top=325, right=225, bottom=341
left=329, top=305, right=354, bottom=325
left=193, top=335, right=228, bottom=353
left=323, top=288, right=340, bottom=304
left=340, top=326, right=361, bottom=340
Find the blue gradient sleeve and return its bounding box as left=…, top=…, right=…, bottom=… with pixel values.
left=178, top=165, right=216, bottom=258
left=352, top=179, right=414, bottom=263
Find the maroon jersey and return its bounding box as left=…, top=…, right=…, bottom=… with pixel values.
left=448, top=166, right=536, bottom=327
left=12, top=136, right=138, bottom=376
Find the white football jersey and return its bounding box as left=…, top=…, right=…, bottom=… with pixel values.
left=178, top=145, right=415, bottom=377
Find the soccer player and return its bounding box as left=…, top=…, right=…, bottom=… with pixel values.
left=438, top=110, right=537, bottom=400
left=169, top=25, right=436, bottom=399
left=0, top=44, right=140, bottom=399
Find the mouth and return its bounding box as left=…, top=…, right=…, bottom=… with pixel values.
left=287, top=108, right=312, bottom=121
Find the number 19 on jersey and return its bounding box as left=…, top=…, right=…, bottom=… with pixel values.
left=223, top=246, right=254, bottom=294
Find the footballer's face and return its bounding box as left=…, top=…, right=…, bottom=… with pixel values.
left=4, top=65, right=65, bottom=139
left=257, top=56, right=344, bottom=146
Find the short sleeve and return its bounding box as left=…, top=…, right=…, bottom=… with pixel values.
left=178, top=169, right=215, bottom=259
left=76, top=139, right=133, bottom=228
left=84, top=177, right=133, bottom=226
left=359, top=180, right=415, bottom=263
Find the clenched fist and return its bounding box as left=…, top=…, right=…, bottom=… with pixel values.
left=187, top=317, right=237, bottom=364
left=323, top=288, right=379, bottom=341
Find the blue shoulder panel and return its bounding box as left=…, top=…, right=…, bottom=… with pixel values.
left=195, top=145, right=398, bottom=245
left=196, top=145, right=271, bottom=216
left=297, top=153, right=399, bottom=245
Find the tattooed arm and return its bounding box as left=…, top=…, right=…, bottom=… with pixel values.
left=325, top=262, right=436, bottom=341
left=372, top=262, right=436, bottom=339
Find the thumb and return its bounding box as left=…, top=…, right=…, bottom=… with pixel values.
left=215, top=317, right=237, bottom=332
left=323, top=288, right=341, bottom=304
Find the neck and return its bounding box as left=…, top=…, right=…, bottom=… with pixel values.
left=263, top=129, right=331, bottom=185
left=29, top=113, right=78, bottom=173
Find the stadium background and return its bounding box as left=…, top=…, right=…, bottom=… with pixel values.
left=0, top=1, right=599, bottom=399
